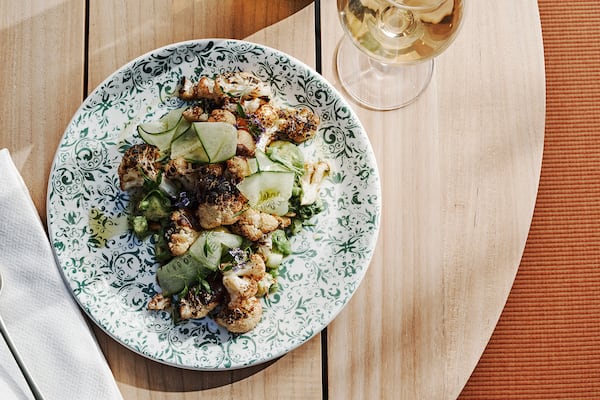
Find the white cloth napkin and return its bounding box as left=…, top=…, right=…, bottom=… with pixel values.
left=0, top=149, right=123, bottom=400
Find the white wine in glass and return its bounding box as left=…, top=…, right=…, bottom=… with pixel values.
left=336, top=0, right=465, bottom=109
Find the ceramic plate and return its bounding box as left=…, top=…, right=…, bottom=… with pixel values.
left=47, top=39, right=380, bottom=370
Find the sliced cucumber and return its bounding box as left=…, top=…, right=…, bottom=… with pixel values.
left=193, top=122, right=237, bottom=163
left=157, top=229, right=243, bottom=295
left=248, top=149, right=290, bottom=174
left=137, top=107, right=190, bottom=151
left=170, top=128, right=208, bottom=161
left=156, top=253, right=209, bottom=297
left=173, top=119, right=191, bottom=141
left=169, top=122, right=237, bottom=164
left=237, top=171, right=295, bottom=216
left=188, top=230, right=244, bottom=270
left=188, top=231, right=221, bottom=270
left=212, top=231, right=244, bottom=249
left=267, top=140, right=304, bottom=173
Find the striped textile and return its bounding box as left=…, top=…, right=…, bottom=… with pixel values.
left=459, top=2, right=600, bottom=399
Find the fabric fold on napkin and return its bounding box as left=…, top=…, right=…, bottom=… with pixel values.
left=0, top=149, right=123, bottom=400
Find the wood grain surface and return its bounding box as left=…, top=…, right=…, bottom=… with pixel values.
left=320, top=1, right=545, bottom=398
left=0, top=0, right=85, bottom=223
left=0, top=1, right=547, bottom=399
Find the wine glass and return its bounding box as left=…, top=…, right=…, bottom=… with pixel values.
left=336, top=0, right=465, bottom=110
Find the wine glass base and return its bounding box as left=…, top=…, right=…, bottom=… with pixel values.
left=335, top=36, right=434, bottom=110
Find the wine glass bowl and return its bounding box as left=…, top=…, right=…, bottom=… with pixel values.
left=336, top=0, right=465, bottom=110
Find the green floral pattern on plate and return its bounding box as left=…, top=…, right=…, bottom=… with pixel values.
left=47, top=39, right=381, bottom=370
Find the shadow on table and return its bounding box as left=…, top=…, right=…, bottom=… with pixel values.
left=94, top=326, right=278, bottom=390
left=86, top=0, right=315, bottom=90
left=93, top=324, right=324, bottom=392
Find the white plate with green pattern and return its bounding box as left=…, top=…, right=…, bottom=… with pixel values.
left=47, top=39, right=380, bottom=370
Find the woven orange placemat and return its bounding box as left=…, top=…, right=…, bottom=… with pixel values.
left=459, top=2, right=600, bottom=399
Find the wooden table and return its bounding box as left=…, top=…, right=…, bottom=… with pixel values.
left=0, top=1, right=545, bottom=399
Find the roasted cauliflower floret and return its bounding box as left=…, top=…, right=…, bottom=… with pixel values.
left=225, top=156, right=251, bottom=182
left=197, top=201, right=245, bottom=230
left=195, top=170, right=247, bottom=229
left=179, top=72, right=272, bottom=108
left=215, top=295, right=262, bottom=334
left=165, top=209, right=200, bottom=256
left=253, top=104, right=279, bottom=130
left=223, top=273, right=258, bottom=299
left=231, top=253, right=267, bottom=280
left=164, top=157, right=202, bottom=191
left=178, top=278, right=225, bottom=320
left=147, top=293, right=171, bottom=311
left=236, top=129, right=256, bottom=157
left=215, top=72, right=272, bottom=101
left=179, top=297, right=214, bottom=320
left=276, top=107, right=320, bottom=143
left=118, top=143, right=162, bottom=191
left=208, top=109, right=237, bottom=125
left=214, top=253, right=267, bottom=333
left=200, top=163, right=226, bottom=177
left=179, top=76, right=220, bottom=101
left=230, top=208, right=282, bottom=242
left=182, top=105, right=208, bottom=122
left=300, top=160, right=331, bottom=205
left=240, top=104, right=280, bottom=150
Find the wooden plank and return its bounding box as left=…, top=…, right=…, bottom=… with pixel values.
left=0, top=0, right=85, bottom=222
left=88, top=0, right=314, bottom=90
left=94, top=331, right=322, bottom=400
left=320, top=1, right=546, bottom=399
left=87, top=2, right=322, bottom=399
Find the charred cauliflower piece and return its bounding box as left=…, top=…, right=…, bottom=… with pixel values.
left=243, top=104, right=279, bottom=149
left=225, top=156, right=251, bottom=182
left=230, top=208, right=282, bottom=242
left=300, top=160, right=331, bottom=205
left=182, top=105, right=208, bottom=122
left=165, top=209, right=200, bottom=256
left=236, top=129, right=256, bottom=157
left=147, top=293, right=171, bottom=311
left=223, top=273, right=258, bottom=299
left=195, top=167, right=248, bottom=229
left=215, top=294, right=262, bottom=334
left=252, top=104, right=279, bottom=130
left=164, top=157, right=203, bottom=192
left=118, top=143, right=162, bottom=191
left=276, top=107, right=320, bottom=144
left=179, top=278, right=225, bottom=320
left=179, top=76, right=220, bottom=101
left=196, top=196, right=246, bottom=229
left=215, top=72, right=272, bottom=102
left=214, top=254, right=267, bottom=333
left=232, top=253, right=267, bottom=280
left=179, top=72, right=271, bottom=107
left=208, top=109, right=237, bottom=125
